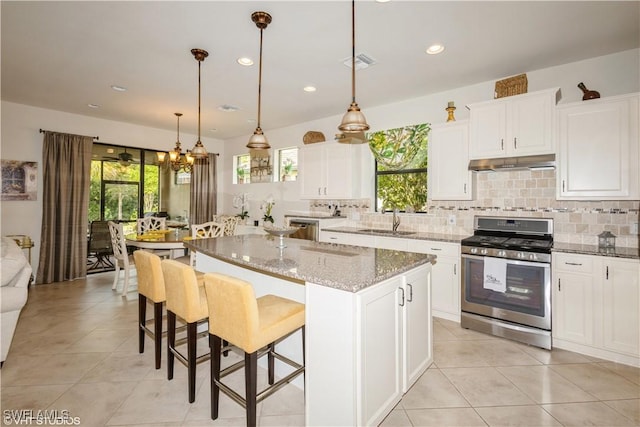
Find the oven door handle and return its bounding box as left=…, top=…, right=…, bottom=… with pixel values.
left=461, top=253, right=485, bottom=261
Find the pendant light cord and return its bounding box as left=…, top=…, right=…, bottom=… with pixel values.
left=257, top=28, right=264, bottom=130
left=197, top=58, right=202, bottom=142
left=351, top=0, right=356, bottom=104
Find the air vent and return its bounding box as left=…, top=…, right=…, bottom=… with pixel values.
left=342, top=53, right=377, bottom=70
left=218, top=104, right=240, bottom=112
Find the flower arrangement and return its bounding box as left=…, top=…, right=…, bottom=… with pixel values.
left=233, top=193, right=250, bottom=219
left=261, top=195, right=275, bottom=224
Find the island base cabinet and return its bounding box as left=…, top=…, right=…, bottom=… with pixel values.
left=305, top=264, right=432, bottom=426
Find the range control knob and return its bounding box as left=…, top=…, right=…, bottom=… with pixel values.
left=497, top=250, right=507, bottom=257
left=470, top=247, right=478, bottom=254
left=529, top=253, right=537, bottom=261
left=480, top=248, right=488, bottom=256
left=517, top=252, right=526, bottom=259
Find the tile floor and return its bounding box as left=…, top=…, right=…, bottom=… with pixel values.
left=1, top=272, right=639, bottom=426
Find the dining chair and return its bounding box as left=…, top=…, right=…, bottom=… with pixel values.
left=87, top=220, right=114, bottom=272
left=202, top=272, right=305, bottom=426
left=188, top=221, right=224, bottom=267
left=213, top=215, right=240, bottom=236
left=136, top=216, right=171, bottom=258
left=161, top=259, right=210, bottom=403
left=107, top=221, right=137, bottom=296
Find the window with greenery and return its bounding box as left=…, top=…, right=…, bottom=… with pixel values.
left=234, top=154, right=250, bottom=184
left=371, top=123, right=430, bottom=213
left=277, top=147, right=298, bottom=181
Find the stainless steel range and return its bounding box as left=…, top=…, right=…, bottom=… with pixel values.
left=461, top=216, right=553, bottom=349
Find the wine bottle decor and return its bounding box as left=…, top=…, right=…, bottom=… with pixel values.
left=577, top=82, right=600, bottom=101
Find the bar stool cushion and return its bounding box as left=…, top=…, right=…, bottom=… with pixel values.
left=162, top=260, right=208, bottom=324
left=204, top=273, right=305, bottom=354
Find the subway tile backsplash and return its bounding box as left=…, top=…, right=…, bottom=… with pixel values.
left=310, top=170, right=640, bottom=249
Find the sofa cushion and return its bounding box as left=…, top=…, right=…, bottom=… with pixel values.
left=1, top=237, right=28, bottom=287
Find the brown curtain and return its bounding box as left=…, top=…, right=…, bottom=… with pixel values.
left=189, top=153, right=217, bottom=225
left=36, top=131, right=93, bottom=284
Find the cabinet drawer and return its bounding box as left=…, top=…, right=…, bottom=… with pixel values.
left=406, top=240, right=459, bottom=257
left=553, top=253, right=595, bottom=274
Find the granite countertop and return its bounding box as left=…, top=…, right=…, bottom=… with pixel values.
left=185, top=234, right=436, bottom=293
left=552, top=242, right=639, bottom=260
left=322, top=226, right=467, bottom=244
left=284, top=213, right=347, bottom=219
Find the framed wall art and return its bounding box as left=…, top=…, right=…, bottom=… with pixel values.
left=1, top=160, right=38, bottom=201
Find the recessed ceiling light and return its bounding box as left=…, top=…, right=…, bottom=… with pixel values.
left=111, top=85, right=127, bottom=92
left=106, top=148, right=115, bottom=154
left=376, top=0, right=391, bottom=3
left=247, top=118, right=256, bottom=123
left=237, top=57, right=253, bottom=66
left=426, top=44, right=445, bottom=55
left=303, top=86, right=317, bottom=92
left=88, top=103, right=100, bottom=108
left=218, top=104, right=240, bottom=112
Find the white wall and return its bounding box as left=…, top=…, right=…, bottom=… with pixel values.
left=0, top=102, right=224, bottom=275
left=222, top=49, right=640, bottom=219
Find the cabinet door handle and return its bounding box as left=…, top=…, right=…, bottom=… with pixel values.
left=407, top=284, right=413, bottom=302
left=565, top=262, right=582, bottom=266
left=430, top=247, right=442, bottom=251
left=562, top=180, right=566, bottom=192
left=464, top=183, right=467, bottom=194
left=454, top=264, right=457, bottom=275
left=558, top=278, right=561, bottom=291
left=399, top=287, right=405, bottom=306
left=501, top=139, right=504, bottom=150
left=323, top=187, right=327, bottom=195
left=317, top=187, right=321, bottom=195
left=514, top=137, right=517, bottom=149
left=329, top=237, right=338, bottom=240
left=606, top=265, right=609, bottom=280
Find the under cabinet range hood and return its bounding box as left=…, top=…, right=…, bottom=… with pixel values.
left=468, top=154, right=555, bottom=172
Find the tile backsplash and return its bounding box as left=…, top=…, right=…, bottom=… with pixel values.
left=310, top=169, right=640, bottom=249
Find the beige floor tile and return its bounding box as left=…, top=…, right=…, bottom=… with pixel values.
left=520, top=345, right=595, bottom=365
left=599, top=362, right=640, bottom=385
left=550, top=363, right=640, bottom=400
left=470, top=340, right=542, bottom=367
left=442, top=367, right=535, bottom=407
left=603, top=399, right=640, bottom=424
left=433, top=321, right=459, bottom=342
left=475, top=405, right=562, bottom=426
left=401, top=368, right=469, bottom=409
left=259, top=382, right=304, bottom=416
left=0, top=384, right=72, bottom=412
left=497, top=365, right=597, bottom=404
left=258, top=414, right=305, bottom=426
left=1, top=353, right=108, bottom=386
left=79, top=352, right=154, bottom=383
left=405, top=407, right=488, bottom=427
left=541, top=401, right=637, bottom=426
left=61, top=328, right=135, bottom=353
left=379, top=408, right=412, bottom=427
left=7, top=329, right=84, bottom=356
left=434, top=341, right=491, bottom=368
left=46, top=381, right=138, bottom=426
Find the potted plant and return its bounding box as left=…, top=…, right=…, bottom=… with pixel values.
left=233, top=193, right=250, bottom=221
left=282, top=159, right=294, bottom=181
left=261, top=195, right=275, bottom=224
left=237, top=167, right=247, bottom=184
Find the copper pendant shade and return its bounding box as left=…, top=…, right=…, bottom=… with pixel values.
left=246, top=11, right=272, bottom=150
left=190, top=48, right=209, bottom=158
left=338, top=0, right=369, bottom=135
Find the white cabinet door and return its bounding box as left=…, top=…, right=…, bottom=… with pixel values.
left=299, top=144, right=325, bottom=198
left=602, top=258, right=640, bottom=356
left=469, top=88, right=559, bottom=159
left=375, top=236, right=409, bottom=251
left=402, top=265, right=432, bottom=392
left=324, top=143, right=353, bottom=199
left=357, top=277, right=403, bottom=426
left=552, top=253, right=596, bottom=346
left=319, top=230, right=375, bottom=247
left=429, top=121, right=474, bottom=200
left=557, top=93, right=639, bottom=200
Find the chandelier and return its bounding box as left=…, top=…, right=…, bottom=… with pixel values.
left=338, top=0, right=369, bottom=135
left=158, top=112, right=194, bottom=172
left=246, top=11, right=272, bottom=150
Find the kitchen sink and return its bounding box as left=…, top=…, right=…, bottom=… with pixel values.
left=357, top=229, right=416, bottom=236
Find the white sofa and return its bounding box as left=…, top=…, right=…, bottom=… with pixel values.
left=1, top=237, right=31, bottom=365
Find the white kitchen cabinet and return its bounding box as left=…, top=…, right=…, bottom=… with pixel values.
left=299, top=142, right=372, bottom=199
left=407, top=240, right=461, bottom=321
left=552, top=252, right=639, bottom=365
left=319, top=230, right=375, bottom=247
left=556, top=93, right=639, bottom=200
left=356, top=264, right=432, bottom=425
left=468, top=88, right=560, bottom=159
left=428, top=121, right=475, bottom=200
left=375, top=236, right=408, bottom=251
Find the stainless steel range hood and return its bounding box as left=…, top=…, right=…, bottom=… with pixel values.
left=468, top=154, right=555, bottom=172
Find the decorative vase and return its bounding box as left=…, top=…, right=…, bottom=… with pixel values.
left=577, top=82, right=600, bottom=101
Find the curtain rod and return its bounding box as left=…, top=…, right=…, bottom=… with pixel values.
left=39, top=128, right=99, bottom=140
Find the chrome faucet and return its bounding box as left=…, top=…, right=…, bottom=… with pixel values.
left=392, top=208, right=400, bottom=232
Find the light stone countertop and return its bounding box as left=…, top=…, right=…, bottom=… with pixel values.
left=321, top=226, right=467, bottom=244
left=185, top=234, right=436, bottom=293
left=552, top=242, right=639, bottom=260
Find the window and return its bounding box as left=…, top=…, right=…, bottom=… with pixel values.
left=276, top=147, right=298, bottom=182
left=234, top=154, right=251, bottom=184
left=372, top=124, right=430, bottom=213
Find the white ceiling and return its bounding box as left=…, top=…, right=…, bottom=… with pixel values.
left=2, top=1, right=638, bottom=140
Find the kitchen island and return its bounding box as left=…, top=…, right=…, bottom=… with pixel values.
left=185, top=234, right=436, bottom=426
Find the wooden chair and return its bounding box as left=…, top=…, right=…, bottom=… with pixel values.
left=213, top=215, right=241, bottom=236
left=203, top=272, right=305, bottom=426
left=188, top=221, right=224, bottom=267
left=107, top=221, right=136, bottom=296
left=161, top=259, right=210, bottom=403
left=136, top=216, right=171, bottom=258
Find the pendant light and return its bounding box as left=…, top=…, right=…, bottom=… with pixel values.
left=246, top=11, right=272, bottom=150
left=190, top=48, right=209, bottom=158
left=338, top=0, right=369, bottom=134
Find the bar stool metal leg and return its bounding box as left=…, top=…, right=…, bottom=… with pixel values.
left=167, top=311, right=176, bottom=380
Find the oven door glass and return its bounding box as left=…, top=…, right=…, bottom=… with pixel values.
left=461, top=254, right=551, bottom=329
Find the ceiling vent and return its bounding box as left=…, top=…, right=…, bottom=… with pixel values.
left=342, top=53, right=377, bottom=70
left=218, top=104, right=240, bottom=112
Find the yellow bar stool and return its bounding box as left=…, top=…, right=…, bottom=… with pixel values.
left=161, top=260, right=210, bottom=403
left=203, top=273, right=305, bottom=427
left=133, top=250, right=166, bottom=369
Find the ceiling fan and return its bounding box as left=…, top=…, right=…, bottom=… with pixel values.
left=102, top=148, right=137, bottom=166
